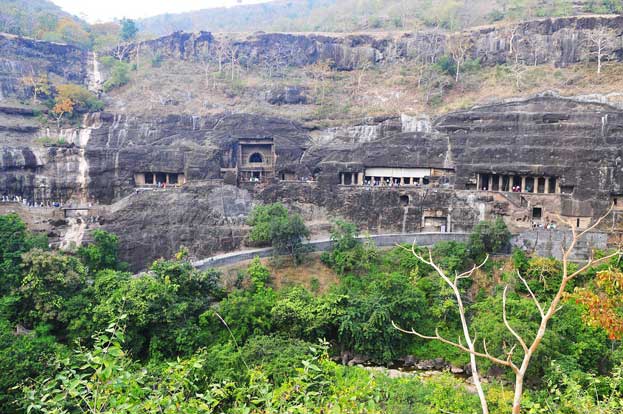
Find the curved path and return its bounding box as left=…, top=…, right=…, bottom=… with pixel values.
left=193, top=232, right=470, bottom=270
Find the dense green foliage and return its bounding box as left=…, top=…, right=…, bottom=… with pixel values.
left=100, top=57, right=131, bottom=91
left=0, top=213, right=622, bottom=413
left=247, top=203, right=310, bottom=263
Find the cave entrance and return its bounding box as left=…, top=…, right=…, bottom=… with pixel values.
left=145, top=172, right=154, bottom=185
left=168, top=173, right=179, bottom=185
left=491, top=175, right=500, bottom=191
left=400, top=195, right=410, bottom=206
left=502, top=176, right=510, bottom=192
left=342, top=172, right=353, bottom=185
left=537, top=177, right=545, bottom=193
left=532, top=207, right=542, bottom=219
left=155, top=172, right=167, bottom=184
left=480, top=173, right=490, bottom=190
left=249, top=152, right=263, bottom=163
left=525, top=177, right=535, bottom=193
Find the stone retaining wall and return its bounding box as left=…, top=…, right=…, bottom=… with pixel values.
left=193, top=232, right=470, bottom=269
left=194, top=229, right=610, bottom=270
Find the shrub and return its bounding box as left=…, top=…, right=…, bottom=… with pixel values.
left=468, top=218, right=511, bottom=260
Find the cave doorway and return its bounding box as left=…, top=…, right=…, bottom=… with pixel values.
left=155, top=172, right=167, bottom=184
left=532, top=207, right=542, bottom=219
left=249, top=153, right=263, bottom=163
left=400, top=195, right=410, bottom=206
left=548, top=178, right=557, bottom=193
left=145, top=172, right=154, bottom=185
left=502, top=176, right=510, bottom=192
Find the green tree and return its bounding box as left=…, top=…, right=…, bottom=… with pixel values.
left=0, top=214, right=46, bottom=295
left=120, top=18, right=138, bottom=42
left=247, top=257, right=271, bottom=291
left=100, top=56, right=131, bottom=91
left=18, top=249, right=86, bottom=327
left=468, top=218, right=512, bottom=260
left=269, top=212, right=310, bottom=264
left=247, top=203, right=289, bottom=245
left=77, top=229, right=123, bottom=274
left=0, top=321, right=66, bottom=414
left=247, top=203, right=310, bottom=263
left=23, top=317, right=226, bottom=414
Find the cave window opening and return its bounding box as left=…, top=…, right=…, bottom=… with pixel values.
left=492, top=175, right=500, bottom=191
left=537, top=178, right=545, bottom=193
left=281, top=173, right=286, bottom=181
left=155, top=172, right=167, bottom=184
left=577, top=218, right=581, bottom=228
left=532, top=207, right=542, bottom=219
left=249, top=153, right=263, bottom=163
left=480, top=173, right=490, bottom=190
left=525, top=177, right=535, bottom=193
left=374, top=177, right=381, bottom=185
left=502, top=176, right=510, bottom=192
left=561, top=185, right=574, bottom=194
left=423, top=177, right=430, bottom=185
left=169, top=173, right=179, bottom=185
left=400, top=195, right=410, bottom=206
left=145, top=172, right=154, bottom=185
left=404, top=177, right=411, bottom=185
left=342, top=173, right=353, bottom=185
left=549, top=177, right=557, bottom=193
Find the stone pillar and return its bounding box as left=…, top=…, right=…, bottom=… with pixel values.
left=359, top=172, right=364, bottom=185
left=521, top=176, right=527, bottom=193
left=544, top=177, right=549, bottom=194
left=477, top=174, right=481, bottom=190
left=341, top=173, right=345, bottom=185
left=498, top=175, right=503, bottom=191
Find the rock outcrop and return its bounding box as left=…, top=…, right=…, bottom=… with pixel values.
left=118, top=15, right=623, bottom=71
left=0, top=32, right=87, bottom=100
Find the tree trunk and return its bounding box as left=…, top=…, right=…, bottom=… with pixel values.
left=512, top=373, right=524, bottom=414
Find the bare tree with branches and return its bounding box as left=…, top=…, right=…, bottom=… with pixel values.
left=394, top=206, right=621, bottom=414
left=446, top=34, right=471, bottom=83
left=394, top=250, right=491, bottom=414
left=225, top=42, right=240, bottom=82
left=586, top=26, right=616, bottom=75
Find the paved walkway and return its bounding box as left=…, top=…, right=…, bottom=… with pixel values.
left=193, top=232, right=470, bottom=269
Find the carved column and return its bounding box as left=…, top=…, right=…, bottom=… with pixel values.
left=521, top=176, right=527, bottom=192
left=544, top=178, right=550, bottom=194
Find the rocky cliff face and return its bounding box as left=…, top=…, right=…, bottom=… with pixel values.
left=0, top=33, right=87, bottom=100
left=82, top=112, right=309, bottom=203
left=3, top=22, right=623, bottom=270
left=120, top=15, right=623, bottom=71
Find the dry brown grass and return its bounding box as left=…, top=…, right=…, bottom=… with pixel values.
left=217, top=253, right=339, bottom=294
left=106, top=55, right=623, bottom=127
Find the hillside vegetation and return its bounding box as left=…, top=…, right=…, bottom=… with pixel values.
left=1, top=210, right=623, bottom=413
left=136, top=0, right=623, bottom=35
